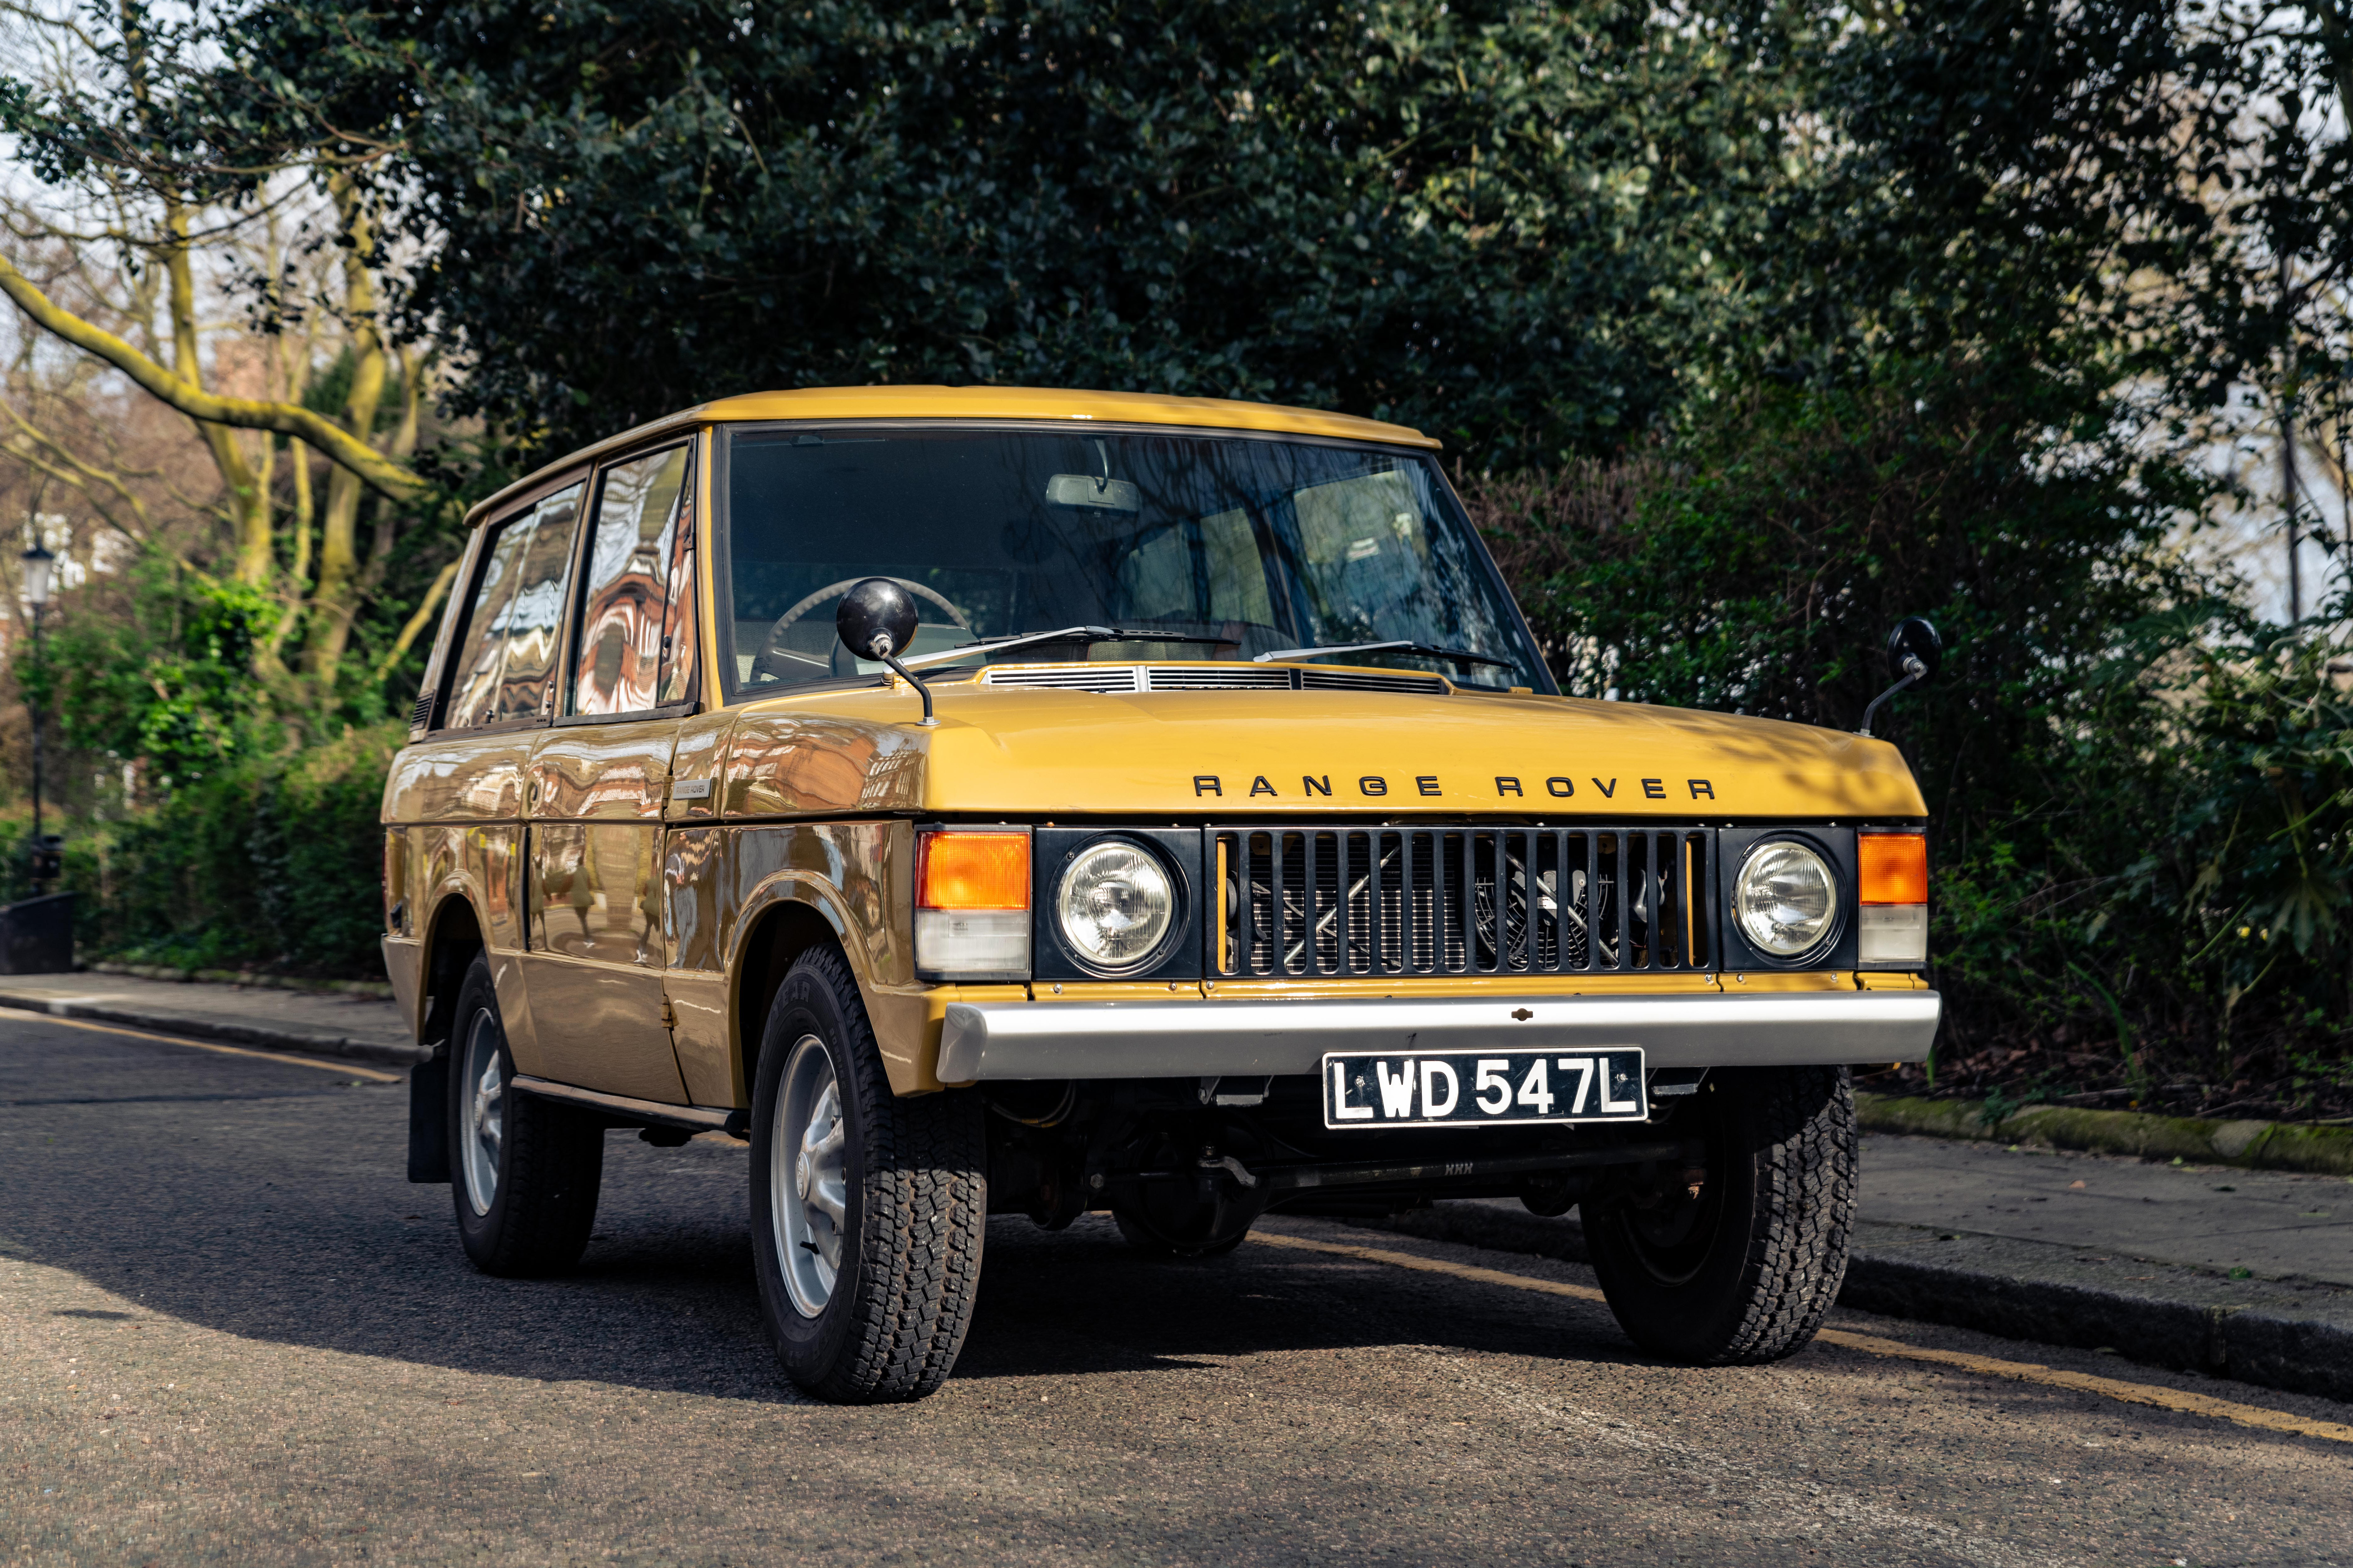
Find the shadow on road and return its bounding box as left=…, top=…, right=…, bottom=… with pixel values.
left=0, top=1019, right=1639, bottom=1400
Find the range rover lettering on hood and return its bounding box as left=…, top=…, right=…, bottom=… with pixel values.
left=1189, top=773, right=1718, bottom=801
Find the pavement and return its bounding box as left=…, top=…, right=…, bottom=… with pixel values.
left=0, top=969, right=418, bottom=1067
left=4, top=969, right=2350, bottom=1404
left=5, top=1007, right=2352, bottom=1567
left=1859, top=1133, right=2351, bottom=1285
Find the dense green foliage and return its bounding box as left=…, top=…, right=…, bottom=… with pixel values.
left=1438, top=0, right=2353, bottom=1113
left=220, top=0, right=1805, bottom=461
left=1484, top=357, right=2216, bottom=732
left=19, top=562, right=279, bottom=787
left=2, top=727, right=394, bottom=974
left=186, top=0, right=2347, bottom=461
left=1472, top=362, right=2353, bottom=1113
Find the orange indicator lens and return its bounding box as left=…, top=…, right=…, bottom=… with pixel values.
left=1859, top=834, right=1929, bottom=906
left=919, top=832, right=1030, bottom=910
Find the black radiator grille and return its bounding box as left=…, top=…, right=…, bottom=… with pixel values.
left=1213, top=825, right=1713, bottom=978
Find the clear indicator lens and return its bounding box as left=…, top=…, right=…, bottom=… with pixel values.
left=1734, top=842, right=1838, bottom=957
left=1055, top=842, right=1175, bottom=971
left=915, top=909, right=1030, bottom=978
left=1858, top=904, right=1928, bottom=965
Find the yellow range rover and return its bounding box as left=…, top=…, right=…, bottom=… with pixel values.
left=383, top=385, right=1940, bottom=1404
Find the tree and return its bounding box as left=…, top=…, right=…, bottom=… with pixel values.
left=1469, top=0, right=2353, bottom=1104
left=218, top=0, right=1816, bottom=464
left=0, top=0, right=454, bottom=715
left=1759, top=0, right=2350, bottom=531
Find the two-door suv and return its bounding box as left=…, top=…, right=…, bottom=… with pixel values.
left=384, top=386, right=1940, bottom=1403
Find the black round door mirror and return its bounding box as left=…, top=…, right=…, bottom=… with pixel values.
left=836, top=577, right=921, bottom=663
left=1886, top=616, right=1943, bottom=686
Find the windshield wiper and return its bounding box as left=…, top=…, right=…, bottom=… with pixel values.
left=898, top=625, right=1234, bottom=671
left=1252, top=639, right=1514, bottom=671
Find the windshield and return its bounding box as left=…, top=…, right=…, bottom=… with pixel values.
left=719, top=426, right=1550, bottom=696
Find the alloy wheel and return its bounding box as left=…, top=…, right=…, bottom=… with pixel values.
left=772, top=1034, right=848, bottom=1316
left=459, top=1007, right=506, bottom=1216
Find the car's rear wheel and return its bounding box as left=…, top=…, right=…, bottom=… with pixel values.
left=1585, top=1065, right=1856, bottom=1365
left=749, top=946, right=987, bottom=1403
left=446, top=954, right=604, bottom=1276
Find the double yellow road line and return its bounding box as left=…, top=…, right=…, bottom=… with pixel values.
left=10, top=1010, right=403, bottom=1082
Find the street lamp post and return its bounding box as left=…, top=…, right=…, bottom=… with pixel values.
left=19, top=543, right=54, bottom=895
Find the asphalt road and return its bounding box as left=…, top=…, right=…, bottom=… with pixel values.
left=4, top=1013, right=2351, bottom=1567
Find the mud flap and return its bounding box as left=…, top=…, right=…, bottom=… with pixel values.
left=407, top=1047, right=450, bottom=1183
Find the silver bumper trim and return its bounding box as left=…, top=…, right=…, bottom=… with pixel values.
left=937, top=989, right=1940, bottom=1082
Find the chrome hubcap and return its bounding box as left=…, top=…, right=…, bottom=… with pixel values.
left=772, top=1034, right=846, bottom=1316
left=459, top=1008, right=505, bottom=1216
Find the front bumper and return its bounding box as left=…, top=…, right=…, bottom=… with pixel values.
left=936, top=989, right=1941, bottom=1082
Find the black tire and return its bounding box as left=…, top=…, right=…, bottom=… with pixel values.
left=1586, top=1065, right=1855, bottom=1365
left=749, top=946, right=987, bottom=1403
left=446, top=954, right=604, bottom=1276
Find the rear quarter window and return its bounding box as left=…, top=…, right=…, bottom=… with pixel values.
left=441, top=482, right=585, bottom=729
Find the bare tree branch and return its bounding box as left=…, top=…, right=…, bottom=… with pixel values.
left=369, top=558, right=458, bottom=687
left=0, top=250, right=425, bottom=501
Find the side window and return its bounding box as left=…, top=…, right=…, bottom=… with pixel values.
left=444, top=519, right=532, bottom=730
left=655, top=454, right=698, bottom=706
left=571, top=446, right=691, bottom=717
left=490, top=484, right=585, bottom=724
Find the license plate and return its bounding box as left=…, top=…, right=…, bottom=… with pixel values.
left=1321, top=1049, right=1648, bottom=1130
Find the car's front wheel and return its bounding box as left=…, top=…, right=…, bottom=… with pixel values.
left=1585, top=1065, right=1856, bottom=1365
left=749, top=947, right=987, bottom=1403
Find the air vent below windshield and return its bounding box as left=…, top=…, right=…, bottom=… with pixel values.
left=1300, top=670, right=1447, bottom=695
left=980, top=665, right=1144, bottom=693
left=979, top=664, right=1451, bottom=695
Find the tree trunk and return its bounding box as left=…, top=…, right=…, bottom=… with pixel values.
left=299, top=176, right=391, bottom=686
left=159, top=203, right=275, bottom=589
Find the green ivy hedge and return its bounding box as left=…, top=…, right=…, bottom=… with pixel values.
left=4, top=724, right=395, bottom=979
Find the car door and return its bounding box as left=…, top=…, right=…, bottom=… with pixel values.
left=391, top=477, right=585, bottom=1079
left=522, top=440, right=700, bottom=1101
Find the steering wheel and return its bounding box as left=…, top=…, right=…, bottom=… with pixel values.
left=753, top=576, right=974, bottom=681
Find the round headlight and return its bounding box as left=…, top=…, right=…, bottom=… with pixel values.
left=1733, top=841, right=1839, bottom=957
left=1055, top=841, right=1176, bottom=971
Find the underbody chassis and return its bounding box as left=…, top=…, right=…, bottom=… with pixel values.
left=983, top=1072, right=1709, bottom=1253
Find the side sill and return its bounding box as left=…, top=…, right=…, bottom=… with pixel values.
left=511, top=1075, right=749, bottom=1137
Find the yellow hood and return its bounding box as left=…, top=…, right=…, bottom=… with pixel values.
left=722, top=677, right=1926, bottom=820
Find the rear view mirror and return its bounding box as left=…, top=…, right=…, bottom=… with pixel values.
left=1860, top=616, right=1944, bottom=737
left=1886, top=617, right=1943, bottom=685
left=836, top=577, right=920, bottom=661
left=835, top=577, right=938, bottom=726
left=1044, top=473, right=1140, bottom=512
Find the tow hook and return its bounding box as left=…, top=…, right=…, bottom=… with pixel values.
left=1198, top=1150, right=1260, bottom=1190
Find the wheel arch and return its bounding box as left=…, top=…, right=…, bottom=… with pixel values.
left=418, top=890, right=488, bottom=1055
left=731, top=889, right=854, bottom=1104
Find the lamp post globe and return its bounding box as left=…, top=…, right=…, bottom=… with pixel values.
left=19, top=544, right=53, bottom=609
